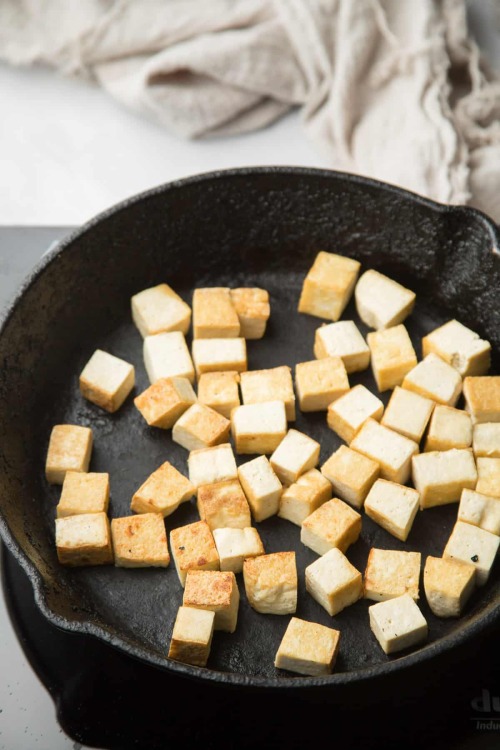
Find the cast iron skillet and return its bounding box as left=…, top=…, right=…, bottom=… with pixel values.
left=0, top=167, right=499, bottom=689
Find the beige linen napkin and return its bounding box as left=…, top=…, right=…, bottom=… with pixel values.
left=1, top=0, right=499, bottom=220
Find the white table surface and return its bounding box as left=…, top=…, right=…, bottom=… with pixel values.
left=0, top=2, right=499, bottom=748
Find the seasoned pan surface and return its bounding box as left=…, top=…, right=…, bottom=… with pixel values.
left=0, top=167, right=499, bottom=687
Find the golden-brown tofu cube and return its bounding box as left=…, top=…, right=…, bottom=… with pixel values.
left=183, top=570, right=239, bottom=632
left=458, top=488, right=500, bottom=535
left=364, top=549, right=421, bottom=602
left=327, top=384, right=384, bottom=444
left=212, top=527, right=265, bottom=573
left=187, top=444, right=238, bottom=489
left=80, top=349, right=135, bottom=413
left=381, top=386, right=434, bottom=443
left=231, top=400, right=287, bottom=455
left=314, top=321, right=370, bottom=374
left=423, top=556, right=476, bottom=617
left=355, top=269, right=416, bottom=330
left=111, top=513, right=170, bottom=568
left=411, top=449, right=478, bottom=508
left=243, top=551, right=297, bottom=615
left=143, top=332, right=195, bottom=384
left=424, top=405, right=472, bottom=452
left=321, top=445, right=379, bottom=509
left=230, top=288, right=270, bottom=339
left=298, top=251, right=360, bottom=322
left=45, top=424, right=93, bottom=485
left=270, top=429, right=320, bottom=485
left=295, top=357, right=349, bottom=412
left=56, top=471, right=109, bottom=518
left=238, top=455, right=283, bottom=522
left=193, top=288, right=240, bottom=339
left=463, top=376, right=500, bottom=424
left=197, top=480, right=251, bottom=530
left=364, top=479, right=420, bottom=542
left=170, top=520, right=220, bottom=587
left=402, top=353, right=462, bottom=406
left=168, top=606, right=215, bottom=667
left=367, top=325, right=417, bottom=392
left=172, top=403, right=230, bottom=451
left=55, top=512, right=113, bottom=566
left=131, top=461, right=195, bottom=517
left=131, top=283, right=191, bottom=338
left=301, top=498, right=362, bottom=556
left=305, top=547, right=362, bottom=616
left=134, top=377, right=196, bottom=428
left=240, top=366, right=295, bottom=421
left=443, top=521, right=500, bottom=586
left=473, top=423, right=500, bottom=458
left=278, top=469, right=332, bottom=526
left=476, top=457, right=500, bottom=498
left=350, top=419, right=419, bottom=484
left=197, top=371, right=240, bottom=418
left=192, top=338, right=248, bottom=378
left=274, top=617, right=341, bottom=676
left=422, top=319, right=491, bottom=377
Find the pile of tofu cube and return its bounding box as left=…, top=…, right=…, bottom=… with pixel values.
left=45, top=251, right=500, bottom=677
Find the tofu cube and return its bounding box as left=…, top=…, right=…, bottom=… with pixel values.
left=172, top=403, right=230, bottom=451
left=55, top=512, right=113, bottom=566
left=301, top=497, right=362, bottom=556
left=305, top=547, right=362, bottom=616
left=367, top=325, right=418, bottom=392
left=423, top=556, right=476, bottom=617
left=197, top=371, right=240, bottom=419
left=213, top=527, right=265, bottom=573
left=298, top=251, right=360, bottom=321
left=463, top=376, right=500, bottom=424
left=364, top=549, right=421, bottom=602
left=279, top=469, right=332, bottom=526
left=369, top=594, right=428, bottom=654
left=238, top=456, right=283, bottom=522
left=170, top=520, right=220, bottom=587
left=229, top=288, right=270, bottom=339
left=134, top=377, right=196, bottom=429
left=240, top=366, right=296, bottom=421
left=130, top=461, right=195, bottom=517
left=355, top=269, right=416, bottom=330
left=476, top=457, right=500, bottom=498
left=422, top=319, right=491, bottom=377
left=350, top=419, right=419, bottom=484
left=144, top=332, right=194, bottom=384
left=424, top=405, right=472, bottom=452
left=45, top=424, right=93, bottom=485
left=473, top=423, right=500, bottom=458
left=168, top=606, right=215, bottom=667
left=187, top=443, right=238, bottom=490
left=270, top=429, right=321, bottom=485
left=381, top=386, right=434, bottom=443
left=243, top=551, right=297, bottom=615
left=231, top=400, right=287, bottom=455
left=443, top=521, right=500, bottom=585
left=411, top=449, right=478, bottom=509
left=314, top=321, right=370, bottom=374
left=192, top=288, right=240, bottom=339
left=197, top=479, right=251, bottom=530
left=295, top=357, right=349, bottom=412
left=274, top=617, right=341, bottom=676
left=183, top=570, right=239, bottom=632
left=364, top=479, right=420, bottom=542
left=131, top=283, right=191, bottom=337
left=402, top=353, right=462, bottom=407
left=191, top=338, right=247, bottom=378
left=111, top=513, right=170, bottom=568
left=327, top=384, right=384, bottom=444
left=79, top=349, right=135, bottom=413
left=458, top=488, right=500, bottom=536
left=320, top=445, right=379, bottom=509
left=56, top=471, right=110, bottom=518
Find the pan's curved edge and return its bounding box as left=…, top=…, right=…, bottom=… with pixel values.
left=0, top=166, right=499, bottom=689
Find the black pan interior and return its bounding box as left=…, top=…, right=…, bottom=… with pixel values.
left=0, top=168, right=499, bottom=686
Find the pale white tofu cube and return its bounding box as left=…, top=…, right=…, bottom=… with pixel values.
left=364, top=479, right=420, bottom=542
left=183, top=570, right=239, bottom=633
left=144, top=331, right=194, bottom=384
left=295, top=357, right=349, bottom=412
left=111, top=513, right=170, bottom=568
left=197, top=479, right=251, bottom=530
left=458, top=489, right=500, bottom=536
left=231, top=400, right=287, bottom=455
left=327, top=384, right=384, bottom=444
left=402, top=353, right=462, bottom=407
left=230, top=288, right=270, bottom=339
left=320, top=445, right=379, bottom=509
left=130, top=461, right=195, bottom=517
left=55, top=512, right=113, bottom=566
left=168, top=606, right=215, bottom=667
left=369, top=594, right=428, bottom=654
left=443, top=521, right=500, bottom=585
left=476, top=457, right=500, bottom=498
left=238, top=455, right=283, bottom=522
left=240, top=366, right=296, bottom=421
left=172, top=403, right=230, bottom=451
left=45, top=424, right=93, bottom=485
left=212, top=527, right=265, bottom=573
left=197, top=371, right=240, bottom=419
left=367, top=325, right=418, bottom=392
left=473, top=423, right=500, bottom=458
left=79, top=349, right=135, bottom=413
left=191, top=338, right=247, bottom=378
left=131, top=283, right=191, bottom=338
left=278, top=469, right=332, bottom=526
left=423, top=556, right=476, bottom=618
left=355, top=269, right=416, bottom=330
left=350, top=419, right=419, bottom=485
left=305, top=547, right=362, bottom=616
left=192, top=288, right=240, bottom=339
left=412, top=449, right=478, bottom=509
left=301, top=497, right=362, bottom=556
left=463, top=376, right=500, bottom=424
left=270, top=429, right=320, bottom=485
left=422, top=319, right=491, bottom=377
left=364, top=549, right=421, bottom=601
left=134, top=377, right=196, bottom=429
left=274, top=617, right=341, bottom=676
left=170, top=520, right=220, bottom=587
left=243, top=551, right=297, bottom=615
left=424, top=405, right=472, bottom=451
left=187, top=444, right=238, bottom=490
left=381, top=386, right=434, bottom=443
left=298, top=251, right=360, bottom=321
left=314, top=320, right=370, bottom=374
